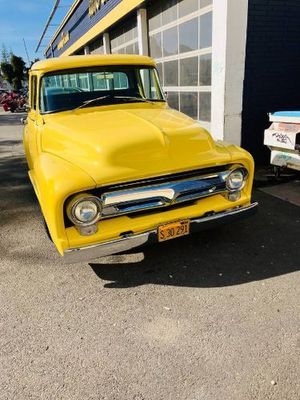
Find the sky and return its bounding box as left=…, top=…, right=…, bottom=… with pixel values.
left=0, top=0, right=70, bottom=65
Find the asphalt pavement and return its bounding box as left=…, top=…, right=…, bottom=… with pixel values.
left=0, top=111, right=299, bottom=400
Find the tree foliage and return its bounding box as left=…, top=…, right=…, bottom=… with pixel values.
left=1, top=44, right=10, bottom=63
left=0, top=50, right=26, bottom=90
left=0, top=62, right=14, bottom=84
left=10, top=55, right=26, bottom=89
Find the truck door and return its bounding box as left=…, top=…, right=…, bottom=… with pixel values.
left=25, top=74, right=39, bottom=169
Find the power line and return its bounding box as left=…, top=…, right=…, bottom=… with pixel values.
left=23, top=38, right=30, bottom=65
left=36, top=0, right=62, bottom=53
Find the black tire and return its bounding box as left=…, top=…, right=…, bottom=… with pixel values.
left=273, top=165, right=282, bottom=180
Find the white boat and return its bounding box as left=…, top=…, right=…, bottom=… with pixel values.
left=264, top=111, right=300, bottom=172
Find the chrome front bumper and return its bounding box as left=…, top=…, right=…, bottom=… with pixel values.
left=64, top=202, right=258, bottom=263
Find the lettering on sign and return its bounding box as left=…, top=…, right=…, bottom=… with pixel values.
left=57, top=31, right=70, bottom=50
left=272, top=132, right=293, bottom=145
left=89, top=0, right=109, bottom=17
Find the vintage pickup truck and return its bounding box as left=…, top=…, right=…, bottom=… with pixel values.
left=23, top=55, right=257, bottom=262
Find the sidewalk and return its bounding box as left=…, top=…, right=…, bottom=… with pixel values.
left=0, top=110, right=26, bottom=158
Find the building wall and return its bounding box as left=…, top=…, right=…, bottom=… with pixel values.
left=242, top=0, right=300, bottom=163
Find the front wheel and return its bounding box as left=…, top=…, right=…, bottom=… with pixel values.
left=273, top=165, right=282, bottom=180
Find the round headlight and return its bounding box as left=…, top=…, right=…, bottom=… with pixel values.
left=68, top=196, right=101, bottom=226
left=226, top=168, right=248, bottom=191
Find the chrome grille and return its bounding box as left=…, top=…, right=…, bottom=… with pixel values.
left=99, top=169, right=230, bottom=218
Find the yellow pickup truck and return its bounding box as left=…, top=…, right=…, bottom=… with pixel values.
left=23, top=54, right=257, bottom=263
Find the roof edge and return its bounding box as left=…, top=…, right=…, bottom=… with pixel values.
left=45, top=0, right=82, bottom=55
left=31, top=54, right=156, bottom=73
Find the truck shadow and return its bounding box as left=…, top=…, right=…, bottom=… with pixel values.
left=0, top=155, right=31, bottom=190
left=0, top=113, right=32, bottom=200
left=90, top=191, right=299, bottom=288
left=0, top=155, right=36, bottom=233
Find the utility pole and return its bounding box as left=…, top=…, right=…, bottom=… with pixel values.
left=23, top=38, right=30, bottom=65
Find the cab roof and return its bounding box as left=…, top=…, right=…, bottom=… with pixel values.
left=30, top=54, right=156, bottom=74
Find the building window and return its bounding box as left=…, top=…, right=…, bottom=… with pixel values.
left=150, top=33, right=162, bottom=58
left=89, top=35, right=104, bottom=54
left=162, top=27, right=178, bottom=57
left=199, top=53, right=211, bottom=86
left=164, top=60, right=179, bottom=86
left=110, top=17, right=138, bottom=54
left=162, top=0, right=178, bottom=25
left=180, top=57, right=198, bottom=86
left=200, top=0, right=212, bottom=8
left=180, top=92, right=198, bottom=120
left=179, top=0, right=198, bottom=18
left=167, top=91, right=179, bottom=110
left=148, top=0, right=213, bottom=126
left=148, top=2, right=162, bottom=31
left=200, top=12, right=212, bottom=49
left=179, top=18, right=198, bottom=53
left=199, top=92, right=211, bottom=121
left=156, top=62, right=163, bottom=82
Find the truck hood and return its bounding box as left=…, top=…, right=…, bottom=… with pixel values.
left=42, top=105, right=231, bottom=186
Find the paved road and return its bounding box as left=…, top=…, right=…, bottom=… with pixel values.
left=0, top=111, right=299, bottom=400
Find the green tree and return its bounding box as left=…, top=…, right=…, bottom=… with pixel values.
left=0, top=62, right=14, bottom=85
left=0, top=52, right=26, bottom=90
left=1, top=44, right=9, bottom=62
left=10, top=54, right=25, bottom=90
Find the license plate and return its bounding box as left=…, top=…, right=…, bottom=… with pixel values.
left=158, top=220, right=190, bottom=242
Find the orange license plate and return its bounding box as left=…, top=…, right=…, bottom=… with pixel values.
left=158, top=220, right=190, bottom=242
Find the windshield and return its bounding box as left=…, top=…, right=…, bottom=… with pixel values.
left=40, top=65, right=165, bottom=113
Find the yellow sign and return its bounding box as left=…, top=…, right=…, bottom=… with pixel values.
left=57, top=31, right=70, bottom=50
left=89, top=0, right=108, bottom=17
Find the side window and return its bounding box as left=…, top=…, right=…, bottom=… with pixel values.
left=30, top=75, right=37, bottom=110
left=139, top=69, right=160, bottom=99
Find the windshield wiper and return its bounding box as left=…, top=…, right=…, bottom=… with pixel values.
left=75, top=94, right=156, bottom=110
left=75, top=95, right=113, bottom=110
left=42, top=107, right=73, bottom=114
left=113, top=96, right=152, bottom=103
left=115, top=96, right=166, bottom=103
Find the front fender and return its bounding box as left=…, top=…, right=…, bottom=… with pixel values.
left=216, top=140, right=255, bottom=195
left=29, top=152, right=96, bottom=254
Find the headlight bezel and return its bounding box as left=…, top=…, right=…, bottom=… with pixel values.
left=67, top=195, right=102, bottom=226
left=226, top=167, right=248, bottom=192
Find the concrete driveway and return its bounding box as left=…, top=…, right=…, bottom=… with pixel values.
left=0, top=111, right=299, bottom=400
